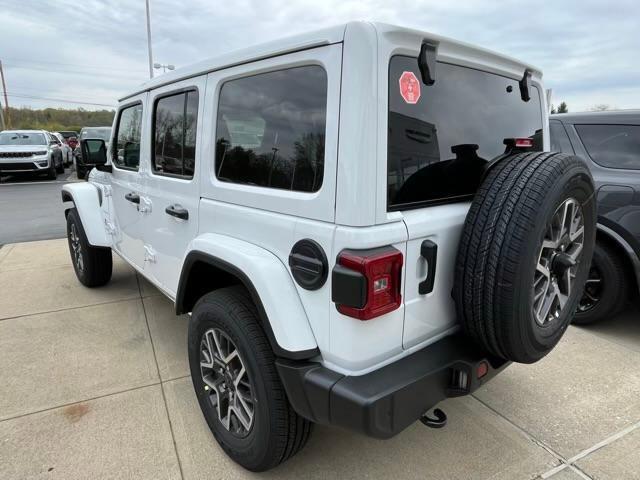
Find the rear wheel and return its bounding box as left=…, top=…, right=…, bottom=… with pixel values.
left=454, top=152, right=596, bottom=363
left=573, top=242, right=629, bottom=325
left=188, top=287, right=312, bottom=471
left=66, top=208, right=112, bottom=287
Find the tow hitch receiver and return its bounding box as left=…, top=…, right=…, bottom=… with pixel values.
left=420, top=408, right=447, bottom=429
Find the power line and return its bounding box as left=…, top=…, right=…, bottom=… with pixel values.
left=2, top=57, right=147, bottom=74
left=3, top=93, right=115, bottom=108
left=5, top=85, right=116, bottom=102
left=3, top=63, right=144, bottom=80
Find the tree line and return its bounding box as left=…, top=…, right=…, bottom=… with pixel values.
left=2, top=107, right=115, bottom=132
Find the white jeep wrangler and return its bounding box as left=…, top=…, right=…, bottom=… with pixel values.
left=62, top=22, right=596, bottom=472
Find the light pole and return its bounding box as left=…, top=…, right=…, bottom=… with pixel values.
left=154, top=63, right=175, bottom=74
left=145, top=0, right=154, bottom=78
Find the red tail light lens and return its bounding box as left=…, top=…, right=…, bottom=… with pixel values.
left=334, top=247, right=403, bottom=320
left=514, top=137, right=534, bottom=148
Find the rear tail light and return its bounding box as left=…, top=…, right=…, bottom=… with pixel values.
left=332, top=247, right=403, bottom=320
left=514, top=137, right=533, bottom=148
left=503, top=137, right=534, bottom=152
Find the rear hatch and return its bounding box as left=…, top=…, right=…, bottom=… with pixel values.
left=386, top=55, right=545, bottom=349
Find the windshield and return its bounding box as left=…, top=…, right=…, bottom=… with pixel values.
left=80, top=128, right=111, bottom=141
left=387, top=56, right=543, bottom=210
left=0, top=132, right=47, bottom=146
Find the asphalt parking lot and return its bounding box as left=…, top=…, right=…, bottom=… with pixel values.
left=0, top=239, right=638, bottom=479
left=0, top=170, right=80, bottom=244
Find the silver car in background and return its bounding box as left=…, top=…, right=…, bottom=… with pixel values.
left=52, top=132, right=74, bottom=167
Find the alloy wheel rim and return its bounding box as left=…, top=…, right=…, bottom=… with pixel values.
left=199, top=328, right=255, bottom=437
left=70, top=224, right=84, bottom=273
left=533, top=198, right=585, bottom=326
left=577, top=266, right=602, bottom=312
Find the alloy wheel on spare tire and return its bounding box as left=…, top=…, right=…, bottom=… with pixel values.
left=454, top=152, right=596, bottom=364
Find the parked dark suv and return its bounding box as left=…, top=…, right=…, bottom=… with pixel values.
left=550, top=110, right=640, bottom=324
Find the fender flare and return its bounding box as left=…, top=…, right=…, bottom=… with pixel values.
left=176, top=234, right=319, bottom=360
left=61, top=182, right=110, bottom=247
left=597, top=221, right=640, bottom=294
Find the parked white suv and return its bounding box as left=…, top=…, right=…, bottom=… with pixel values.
left=62, top=22, right=596, bottom=471
left=0, top=129, right=64, bottom=179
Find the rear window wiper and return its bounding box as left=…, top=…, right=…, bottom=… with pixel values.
left=418, top=40, right=437, bottom=86
left=519, top=69, right=532, bottom=102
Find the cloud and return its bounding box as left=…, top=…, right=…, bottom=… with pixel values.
left=0, top=0, right=638, bottom=112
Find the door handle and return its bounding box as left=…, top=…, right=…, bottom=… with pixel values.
left=419, top=239, right=438, bottom=295
left=125, top=192, right=140, bottom=204
left=165, top=204, right=189, bottom=220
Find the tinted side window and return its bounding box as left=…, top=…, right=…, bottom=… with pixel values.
left=113, top=103, right=143, bottom=170
left=215, top=66, right=327, bottom=193
left=549, top=120, right=574, bottom=153
left=575, top=124, right=640, bottom=170
left=153, top=90, right=199, bottom=178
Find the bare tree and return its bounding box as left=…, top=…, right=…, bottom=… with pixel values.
left=590, top=104, right=612, bottom=112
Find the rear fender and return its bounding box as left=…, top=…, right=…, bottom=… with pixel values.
left=177, top=233, right=319, bottom=359
left=61, top=182, right=110, bottom=247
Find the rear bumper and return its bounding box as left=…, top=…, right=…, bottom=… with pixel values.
left=276, top=334, right=509, bottom=439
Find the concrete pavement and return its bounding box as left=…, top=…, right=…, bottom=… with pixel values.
left=0, top=238, right=639, bottom=479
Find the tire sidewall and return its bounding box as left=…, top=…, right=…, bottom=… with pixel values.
left=512, top=166, right=596, bottom=360
left=188, top=298, right=275, bottom=469
left=66, top=209, right=89, bottom=283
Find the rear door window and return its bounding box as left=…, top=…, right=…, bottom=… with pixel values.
left=550, top=120, right=574, bottom=154
left=152, top=90, right=199, bottom=178
left=575, top=124, right=640, bottom=170
left=387, top=56, right=543, bottom=210
left=215, top=66, right=327, bottom=193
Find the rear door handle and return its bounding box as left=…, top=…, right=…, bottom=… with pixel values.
left=125, top=192, right=140, bottom=204
left=165, top=204, right=189, bottom=220
left=419, top=239, right=438, bottom=295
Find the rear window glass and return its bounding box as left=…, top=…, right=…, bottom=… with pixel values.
left=575, top=124, right=640, bottom=170
left=387, top=56, right=543, bottom=210
left=215, top=66, right=327, bottom=193
left=81, top=128, right=111, bottom=141
left=550, top=121, right=574, bottom=154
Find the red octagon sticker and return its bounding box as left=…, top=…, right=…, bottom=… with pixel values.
left=399, top=71, right=421, bottom=104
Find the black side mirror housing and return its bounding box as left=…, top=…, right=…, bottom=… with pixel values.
left=80, top=138, right=109, bottom=167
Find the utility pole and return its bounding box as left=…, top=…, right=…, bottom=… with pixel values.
left=145, top=0, right=154, bottom=79
left=0, top=60, right=10, bottom=129
left=0, top=98, right=5, bottom=131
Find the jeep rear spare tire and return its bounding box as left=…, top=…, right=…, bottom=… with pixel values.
left=454, top=152, right=596, bottom=364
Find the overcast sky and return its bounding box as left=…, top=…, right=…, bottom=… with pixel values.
left=1, top=0, right=638, bottom=113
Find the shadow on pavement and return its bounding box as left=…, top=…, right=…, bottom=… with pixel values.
left=574, top=300, right=640, bottom=352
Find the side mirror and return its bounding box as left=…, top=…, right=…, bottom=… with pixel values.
left=49, top=139, right=59, bottom=146
left=80, top=138, right=108, bottom=166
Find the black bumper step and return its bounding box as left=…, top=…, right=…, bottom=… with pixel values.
left=276, top=334, right=508, bottom=439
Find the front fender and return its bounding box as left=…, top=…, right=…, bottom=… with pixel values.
left=61, top=182, right=110, bottom=247
left=178, top=234, right=319, bottom=358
